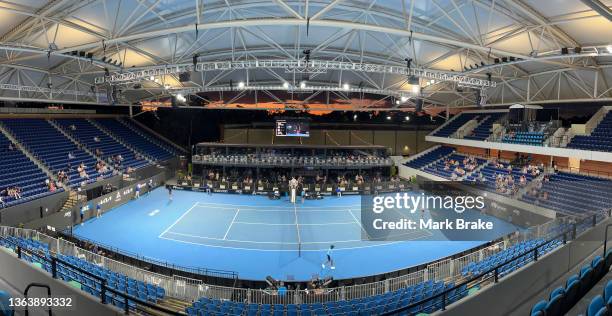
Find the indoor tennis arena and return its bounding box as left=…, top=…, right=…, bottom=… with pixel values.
left=0, top=1, right=611, bottom=316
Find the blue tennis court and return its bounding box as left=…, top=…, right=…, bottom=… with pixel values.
left=71, top=187, right=521, bottom=281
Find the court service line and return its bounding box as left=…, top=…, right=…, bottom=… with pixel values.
left=193, top=204, right=352, bottom=212
left=158, top=202, right=200, bottom=238
left=164, top=230, right=361, bottom=245
left=223, top=209, right=240, bottom=240
left=232, top=221, right=358, bottom=226
left=158, top=234, right=403, bottom=252
left=195, top=202, right=362, bottom=209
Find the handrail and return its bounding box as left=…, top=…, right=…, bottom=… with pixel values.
left=23, top=283, right=51, bottom=316
left=381, top=216, right=595, bottom=315
left=603, top=224, right=612, bottom=257
left=5, top=238, right=187, bottom=316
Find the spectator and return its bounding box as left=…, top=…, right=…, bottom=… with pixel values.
left=277, top=282, right=287, bottom=297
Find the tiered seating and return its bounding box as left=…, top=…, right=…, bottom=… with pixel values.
left=520, top=172, right=612, bottom=216
left=462, top=239, right=562, bottom=278
left=404, top=146, right=453, bottom=169
left=567, top=111, right=612, bottom=152
left=0, top=133, right=58, bottom=208
left=54, top=119, right=148, bottom=171
left=583, top=278, right=612, bottom=316
left=94, top=119, right=175, bottom=162
left=120, top=118, right=179, bottom=156
left=0, top=236, right=165, bottom=310
left=1, top=119, right=111, bottom=187
left=502, top=132, right=545, bottom=146
left=530, top=253, right=611, bottom=316
left=422, top=154, right=486, bottom=180
left=432, top=113, right=479, bottom=137
left=186, top=280, right=467, bottom=316
left=466, top=162, right=540, bottom=194
left=464, top=113, right=505, bottom=141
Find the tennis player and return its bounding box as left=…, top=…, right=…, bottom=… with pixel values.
left=322, top=245, right=335, bottom=270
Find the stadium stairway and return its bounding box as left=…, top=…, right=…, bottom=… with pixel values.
left=88, top=119, right=155, bottom=165
left=144, top=297, right=192, bottom=316
left=57, top=191, right=82, bottom=214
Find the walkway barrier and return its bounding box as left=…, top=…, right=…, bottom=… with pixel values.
left=0, top=211, right=606, bottom=306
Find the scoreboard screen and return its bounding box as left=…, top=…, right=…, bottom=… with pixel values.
left=275, top=119, right=310, bottom=137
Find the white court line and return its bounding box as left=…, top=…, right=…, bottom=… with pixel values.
left=196, top=202, right=361, bottom=209
left=193, top=204, right=352, bottom=212
left=158, top=202, right=199, bottom=238
left=232, top=221, right=357, bottom=226
left=164, top=231, right=351, bottom=244
left=348, top=209, right=373, bottom=240
left=223, top=209, right=240, bottom=240
left=158, top=234, right=404, bottom=252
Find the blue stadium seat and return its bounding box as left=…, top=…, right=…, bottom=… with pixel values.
left=94, top=119, right=175, bottom=162
left=54, top=119, right=149, bottom=172
left=1, top=119, right=112, bottom=188
left=531, top=299, right=547, bottom=316
left=0, top=291, right=13, bottom=316
left=587, top=295, right=606, bottom=316
left=567, top=111, right=612, bottom=152
left=0, top=131, right=59, bottom=208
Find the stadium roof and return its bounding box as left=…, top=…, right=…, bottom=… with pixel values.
left=0, top=0, right=610, bottom=111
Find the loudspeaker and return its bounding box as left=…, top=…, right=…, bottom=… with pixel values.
left=501, top=57, right=508, bottom=63
left=179, top=72, right=191, bottom=82
left=561, top=47, right=569, bottom=55
left=574, top=47, right=582, bottom=54
left=494, top=58, right=500, bottom=64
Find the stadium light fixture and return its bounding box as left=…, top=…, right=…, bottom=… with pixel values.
left=149, top=76, right=155, bottom=81
left=342, top=83, right=350, bottom=90
left=283, top=82, right=289, bottom=89
left=353, top=114, right=358, bottom=120
left=238, top=81, right=245, bottom=89
left=608, top=45, right=612, bottom=53
left=400, top=96, right=408, bottom=102
left=411, top=85, right=421, bottom=94
left=164, top=84, right=170, bottom=89
left=386, top=115, right=392, bottom=120
left=300, top=81, right=307, bottom=89
left=405, top=116, right=410, bottom=121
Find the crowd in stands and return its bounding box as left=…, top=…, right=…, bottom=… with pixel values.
left=181, top=167, right=401, bottom=191
left=194, top=148, right=392, bottom=167
left=441, top=155, right=479, bottom=180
